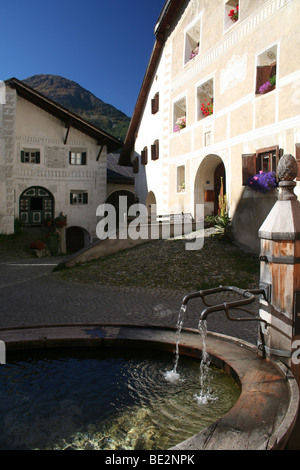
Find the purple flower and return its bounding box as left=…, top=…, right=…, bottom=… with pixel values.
left=259, top=81, right=272, bottom=94
left=247, top=171, right=277, bottom=193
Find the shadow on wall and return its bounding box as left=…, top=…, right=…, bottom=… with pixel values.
left=231, top=187, right=278, bottom=253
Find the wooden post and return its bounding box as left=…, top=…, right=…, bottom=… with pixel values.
left=258, top=154, right=300, bottom=383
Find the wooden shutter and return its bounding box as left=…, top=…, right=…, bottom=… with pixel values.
left=255, top=63, right=275, bottom=94
left=151, top=140, right=159, bottom=160
left=83, top=193, right=88, bottom=204
left=70, top=193, right=73, bottom=204
left=151, top=93, right=159, bottom=114
left=296, top=144, right=300, bottom=181
left=141, top=148, right=148, bottom=165
left=133, top=157, right=139, bottom=174
left=35, top=151, right=40, bottom=164
left=242, top=154, right=256, bottom=185
left=81, top=152, right=87, bottom=165
left=21, top=151, right=25, bottom=163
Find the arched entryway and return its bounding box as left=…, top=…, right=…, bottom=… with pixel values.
left=19, top=186, right=54, bottom=225
left=194, top=155, right=226, bottom=217
left=66, top=226, right=91, bottom=253
left=105, top=190, right=136, bottom=227
left=146, top=191, right=157, bottom=218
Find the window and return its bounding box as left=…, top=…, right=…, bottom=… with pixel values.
left=70, top=192, right=88, bottom=205
left=173, top=97, right=187, bottom=133
left=151, top=140, right=159, bottom=161
left=21, top=150, right=40, bottom=164
left=151, top=93, right=159, bottom=114
left=197, top=79, right=214, bottom=120
left=224, top=1, right=239, bottom=32
left=184, top=16, right=202, bottom=65
left=141, top=147, right=148, bottom=165
left=69, top=151, right=87, bottom=165
left=255, top=46, right=277, bottom=95
left=242, top=146, right=283, bottom=185
left=177, top=166, right=186, bottom=192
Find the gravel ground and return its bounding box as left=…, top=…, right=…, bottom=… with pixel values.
left=54, top=229, right=260, bottom=292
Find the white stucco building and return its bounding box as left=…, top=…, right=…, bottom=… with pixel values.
left=120, top=0, right=300, bottom=252
left=0, top=78, right=123, bottom=251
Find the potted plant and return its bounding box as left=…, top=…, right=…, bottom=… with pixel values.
left=174, top=116, right=186, bottom=133
left=201, top=99, right=213, bottom=117
left=247, top=171, right=277, bottom=193
left=259, top=75, right=276, bottom=94
left=228, top=5, right=239, bottom=22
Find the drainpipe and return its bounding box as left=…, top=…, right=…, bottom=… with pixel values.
left=258, top=154, right=300, bottom=384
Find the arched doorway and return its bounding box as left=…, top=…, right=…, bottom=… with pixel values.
left=146, top=191, right=157, bottom=219
left=19, top=186, right=54, bottom=225
left=66, top=226, right=91, bottom=253
left=194, top=155, right=226, bottom=217
left=105, top=190, right=136, bottom=227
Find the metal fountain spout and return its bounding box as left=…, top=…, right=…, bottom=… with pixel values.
left=182, top=285, right=270, bottom=325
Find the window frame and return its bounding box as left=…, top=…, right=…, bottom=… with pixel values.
left=70, top=191, right=88, bottom=205
left=21, top=149, right=40, bottom=164
left=173, top=94, right=187, bottom=133
left=255, top=45, right=278, bottom=95
left=69, top=151, right=87, bottom=166
left=183, top=12, right=203, bottom=66
left=242, top=145, right=283, bottom=185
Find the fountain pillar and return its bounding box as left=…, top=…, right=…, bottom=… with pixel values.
left=258, top=154, right=300, bottom=384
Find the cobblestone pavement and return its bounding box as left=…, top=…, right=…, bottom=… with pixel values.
left=0, top=255, right=260, bottom=345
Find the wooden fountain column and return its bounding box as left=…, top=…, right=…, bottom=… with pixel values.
left=258, top=154, right=300, bottom=385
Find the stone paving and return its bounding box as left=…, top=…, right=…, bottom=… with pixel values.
left=0, top=254, right=259, bottom=345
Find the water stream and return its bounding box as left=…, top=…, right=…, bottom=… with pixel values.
left=165, top=305, right=218, bottom=405
left=163, top=304, right=186, bottom=382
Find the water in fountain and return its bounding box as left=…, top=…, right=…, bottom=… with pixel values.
left=164, top=304, right=187, bottom=382
left=194, top=319, right=217, bottom=404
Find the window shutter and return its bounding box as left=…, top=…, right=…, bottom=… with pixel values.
left=81, top=152, right=87, bottom=165
left=151, top=140, right=159, bottom=160
left=21, top=151, right=25, bottom=163
left=70, top=193, right=73, bottom=204
left=69, top=152, right=72, bottom=164
left=242, top=154, right=256, bottom=185
left=141, top=148, right=148, bottom=165
left=83, top=193, right=88, bottom=204
left=256, top=64, right=273, bottom=94
left=35, top=151, right=40, bottom=164
left=296, top=144, right=300, bottom=181
left=133, top=157, right=139, bottom=174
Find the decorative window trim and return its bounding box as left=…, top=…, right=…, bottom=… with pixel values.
left=173, top=94, right=187, bottom=133
left=70, top=191, right=88, bottom=205
left=184, top=11, right=203, bottom=66
left=69, top=151, right=87, bottom=165
left=177, top=165, right=186, bottom=193
left=224, top=0, right=240, bottom=33
left=21, top=149, right=40, bottom=164
left=255, top=44, right=278, bottom=95
left=196, top=77, right=214, bottom=121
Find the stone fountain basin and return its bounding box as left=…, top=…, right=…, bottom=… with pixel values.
left=0, top=324, right=298, bottom=450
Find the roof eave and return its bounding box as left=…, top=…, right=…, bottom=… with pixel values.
left=5, top=77, right=123, bottom=153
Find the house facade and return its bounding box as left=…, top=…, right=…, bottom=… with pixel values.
left=0, top=78, right=122, bottom=250
left=121, top=0, right=300, bottom=252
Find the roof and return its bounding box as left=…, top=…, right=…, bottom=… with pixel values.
left=107, top=153, right=134, bottom=184
left=119, top=0, right=183, bottom=166
left=5, top=77, right=123, bottom=153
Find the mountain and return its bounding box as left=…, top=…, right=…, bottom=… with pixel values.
left=22, top=74, right=131, bottom=141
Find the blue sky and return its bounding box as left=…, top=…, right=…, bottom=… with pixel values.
left=0, top=0, right=166, bottom=117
